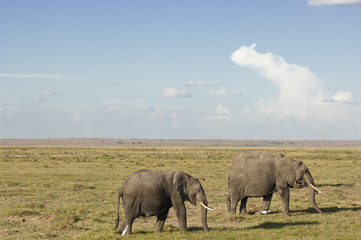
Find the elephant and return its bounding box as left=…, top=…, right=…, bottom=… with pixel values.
left=115, top=169, right=213, bottom=235
left=227, top=151, right=322, bottom=216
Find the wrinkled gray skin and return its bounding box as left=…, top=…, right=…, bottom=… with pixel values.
left=115, top=170, right=210, bottom=234
left=227, top=151, right=322, bottom=215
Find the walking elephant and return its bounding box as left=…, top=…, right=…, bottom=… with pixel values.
left=115, top=169, right=213, bottom=235
left=227, top=151, right=322, bottom=215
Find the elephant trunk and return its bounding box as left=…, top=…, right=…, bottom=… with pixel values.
left=304, top=170, right=322, bottom=213
left=197, top=193, right=211, bottom=232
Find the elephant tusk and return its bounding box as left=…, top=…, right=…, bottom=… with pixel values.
left=200, top=202, right=214, bottom=211
left=121, top=225, right=128, bottom=236
left=310, top=183, right=322, bottom=194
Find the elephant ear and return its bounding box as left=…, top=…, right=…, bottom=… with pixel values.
left=173, top=171, right=190, bottom=200
left=275, top=158, right=297, bottom=188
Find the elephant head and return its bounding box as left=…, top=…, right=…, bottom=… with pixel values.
left=275, top=158, right=322, bottom=213
left=173, top=171, right=213, bottom=232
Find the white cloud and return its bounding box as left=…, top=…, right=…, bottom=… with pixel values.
left=162, top=87, right=192, bottom=98
left=332, top=91, right=352, bottom=103
left=203, top=104, right=231, bottom=122
left=0, top=73, right=64, bottom=79
left=184, top=80, right=223, bottom=87
left=209, top=87, right=242, bottom=96
left=169, top=113, right=180, bottom=127
left=231, top=44, right=327, bottom=119
left=0, top=73, right=80, bottom=81
left=307, top=0, right=361, bottom=5
left=231, top=44, right=359, bottom=123
left=146, top=107, right=164, bottom=120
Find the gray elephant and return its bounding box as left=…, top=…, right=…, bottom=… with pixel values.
left=227, top=151, right=322, bottom=215
left=115, top=169, right=213, bottom=235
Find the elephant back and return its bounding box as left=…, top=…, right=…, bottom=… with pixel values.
left=234, top=151, right=283, bottom=162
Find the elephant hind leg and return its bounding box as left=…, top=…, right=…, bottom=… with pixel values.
left=228, top=188, right=241, bottom=214
left=115, top=220, right=125, bottom=234
left=228, top=197, right=239, bottom=214
left=256, top=193, right=273, bottom=215
left=154, top=209, right=169, bottom=233
left=119, top=202, right=139, bottom=235
left=240, top=197, right=248, bottom=215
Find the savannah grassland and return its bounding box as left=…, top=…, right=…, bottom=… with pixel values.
left=0, top=145, right=360, bottom=239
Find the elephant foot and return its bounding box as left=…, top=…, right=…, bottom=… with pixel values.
left=240, top=210, right=247, bottom=215
left=228, top=208, right=236, bottom=214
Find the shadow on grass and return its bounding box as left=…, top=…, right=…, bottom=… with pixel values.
left=317, top=183, right=355, bottom=187
left=319, top=206, right=361, bottom=213
left=187, top=226, right=207, bottom=232
left=245, top=221, right=319, bottom=230
left=291, top=206, right=361, bottom=214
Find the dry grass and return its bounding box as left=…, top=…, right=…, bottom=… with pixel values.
left=0, top=146, right=360, bottom=239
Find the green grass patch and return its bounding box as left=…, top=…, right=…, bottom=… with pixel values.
left=0, top=146, right=360, bottom=239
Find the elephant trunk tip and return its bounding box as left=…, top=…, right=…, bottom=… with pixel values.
left=114, top=216, right=120, bottom=230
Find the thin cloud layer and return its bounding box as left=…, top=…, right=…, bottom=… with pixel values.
left=209, top=87, right=242, bottom=96
left=184, top=80, right=223, bottom=87
left=0, top=73, right=79, bottom=81
left=162, top=87, right=192, bottom=98
left=307, top=0, right=361, bottom=5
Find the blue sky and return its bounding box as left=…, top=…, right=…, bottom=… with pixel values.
left=1, top=0, right=361, bottom=139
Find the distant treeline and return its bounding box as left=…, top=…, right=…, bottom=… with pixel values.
left=1, top=138, right=361, bottom=148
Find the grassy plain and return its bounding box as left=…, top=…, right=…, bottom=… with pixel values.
left=0, top=146, right=360, bottom=239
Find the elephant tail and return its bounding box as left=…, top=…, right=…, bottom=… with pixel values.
left=226, top=174, right=231, bottom=208
left=114, top=187, right=123, bottom=230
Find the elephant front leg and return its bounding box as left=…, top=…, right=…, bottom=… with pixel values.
left=154, top=209, right=169, bottom=233
left=172, top=201, right=187, bottom=231
left=279, top=188, right=290, bottom=215
left=256, top=194, right=273, bottom=215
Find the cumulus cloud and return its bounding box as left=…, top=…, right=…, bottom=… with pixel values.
left=231, top=44, right=358, bottom=122
left=231, top=44, right=327, bottom=119
left=332, top=91, right=353, bottom=103
left=184, top=80, right=223, bottom=87
left=162, top=87, right=192, bottom=98
left=209, top=87, right=242, bottom=96
left=307, top=0, right=361, bottom=5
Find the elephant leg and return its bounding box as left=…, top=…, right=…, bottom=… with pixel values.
left=122, top=216, right=135, bottom=235
left=256, top=194, right=273, bottom=215
left=228, top=189, right=240, bottom=214
left=120, top=203, right=139, bottom=235
left=172, top=201, right=187, bottom=232
left=154, top=209, right=169, bottom=233
left=115, top=219, right=125, bottom=233
left=239, top=197, right=248, bottom=215
left=279, top=188, right=290, bottom=216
